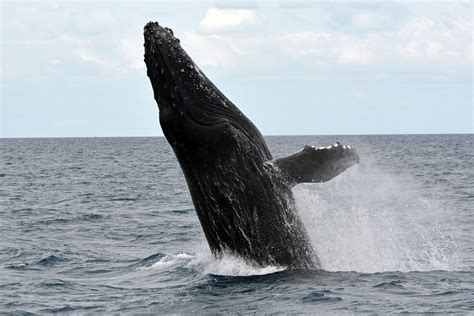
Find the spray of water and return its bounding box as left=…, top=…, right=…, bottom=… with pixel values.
left=142, top=251, right=283, bottom=276
left=294, top=160, right=464, bottom=273
left=200, top=253, right=284, bottom=276
left=142, top=157, right=464, bottom=276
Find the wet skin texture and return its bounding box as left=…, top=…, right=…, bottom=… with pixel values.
left=144, top=22, right=359, bottom=270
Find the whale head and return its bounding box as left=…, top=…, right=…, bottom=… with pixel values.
left=144, top=22, right=191, bottom=113
left=143, top=22, right=270, bottom=160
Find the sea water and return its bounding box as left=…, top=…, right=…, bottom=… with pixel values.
left=1, top=135, right=472, bottom=313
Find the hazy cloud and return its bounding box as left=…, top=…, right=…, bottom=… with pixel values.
left=182, top=32, right=237, bottom=67
left=69, top=8, right=118, bottom=35
left=199, top=8, right=258, bottom=33
left=396, top=18, right=472, bottom=62
left=121, top=38, right=146, bottom=70
left=214, top=1, right=258, bottom=9
left=2, top=1, right=472, bottom=137
left=182, top=17, right=471, bottom=69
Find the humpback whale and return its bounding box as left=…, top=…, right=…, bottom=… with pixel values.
left=144, top=22, right=359, bottom=270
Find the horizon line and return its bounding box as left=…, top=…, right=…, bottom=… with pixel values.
left=0, top=132, right=472, bottom=140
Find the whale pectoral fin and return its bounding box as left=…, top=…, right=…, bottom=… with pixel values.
left=272, top=142, right=359, bottom=187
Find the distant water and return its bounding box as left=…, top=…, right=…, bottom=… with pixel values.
left=1, top=135, right=473, bottom=314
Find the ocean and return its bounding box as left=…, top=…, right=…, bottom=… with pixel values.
left=1, top=135, right=473, bottom=314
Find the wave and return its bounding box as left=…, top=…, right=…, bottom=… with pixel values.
left=36, top=255, right=68, bottom=267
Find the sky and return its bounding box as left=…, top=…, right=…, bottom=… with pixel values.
left=1, top=0, right=473, bottom=137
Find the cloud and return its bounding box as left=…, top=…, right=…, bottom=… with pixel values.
left=121, top=38, right=145, bottom=70
left=337, top=46, right=374, bottom=65
left=70, top=8, right=117, bottom=35
left=214, top=1, right=258, bottom=9
left=181, top=16, right=471, bottom=70
left=351, top=11, right=385, bottom=29
left=49, top=58, right=61, bottom=65
left=2, top=2, right=471, bottom=84
left=74, top=46, right=109, bottom=67
left=199, top=8, right=257, bottom=33
left=279, top=1, right=316, bottom=10
left=277, top=32, right=333, bottom=57
left=397, top=18, right=472, bottom=62
left=182, top=32, right=236, bottom=67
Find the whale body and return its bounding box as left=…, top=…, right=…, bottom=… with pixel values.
left=144, top=22, right=359, bottom=269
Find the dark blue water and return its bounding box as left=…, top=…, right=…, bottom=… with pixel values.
left=1, top=135, right=473, bottom=313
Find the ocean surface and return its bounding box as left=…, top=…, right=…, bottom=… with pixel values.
left=1, top=135, right=473, bottom=314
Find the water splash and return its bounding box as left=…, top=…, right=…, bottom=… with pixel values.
left=152, top=253, right=193, bottom=268
left=200, top=253, right=285, bottom=276
left=140, top=250, right=284, bottom=277
left=139, top=253, right=194, bottom=270
left=294, top=161, right=464, bottom=273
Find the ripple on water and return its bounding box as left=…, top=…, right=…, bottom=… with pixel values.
left=36, top=255, right=69, bottom=267
left=24, top=213, right=109, bottom=227
left=301, top=290, right=343, bottom=303
left=128, top=253, right=166, bottom=270
left=373, top=280, right=405, bottom=289
left=0, top=136, right=472, bottom=314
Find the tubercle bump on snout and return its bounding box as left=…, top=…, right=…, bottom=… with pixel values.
left=144, top=21, right=180, bottom=44
left=143, top=21, right=187, bottom=110
left=144, top=21, right=160, bottom=29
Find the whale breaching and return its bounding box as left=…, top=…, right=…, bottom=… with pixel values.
left=144, top=22, right=359, bottom=270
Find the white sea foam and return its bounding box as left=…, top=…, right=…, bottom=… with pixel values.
left=141, top=250, right=284, bottom=277
left=200, top=253, right=285, bottom=276
left=176, top=253, right=194, bottom=259
left=141, top=252, right=195, bottom=270
left=294, top=160, right=464, bottom=273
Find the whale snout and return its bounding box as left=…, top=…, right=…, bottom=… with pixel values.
left=144, top=21, right=179, bottom=46
left=144, top=21, right=187, bottom=112
left=143, top=21, right=182, bottom=68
